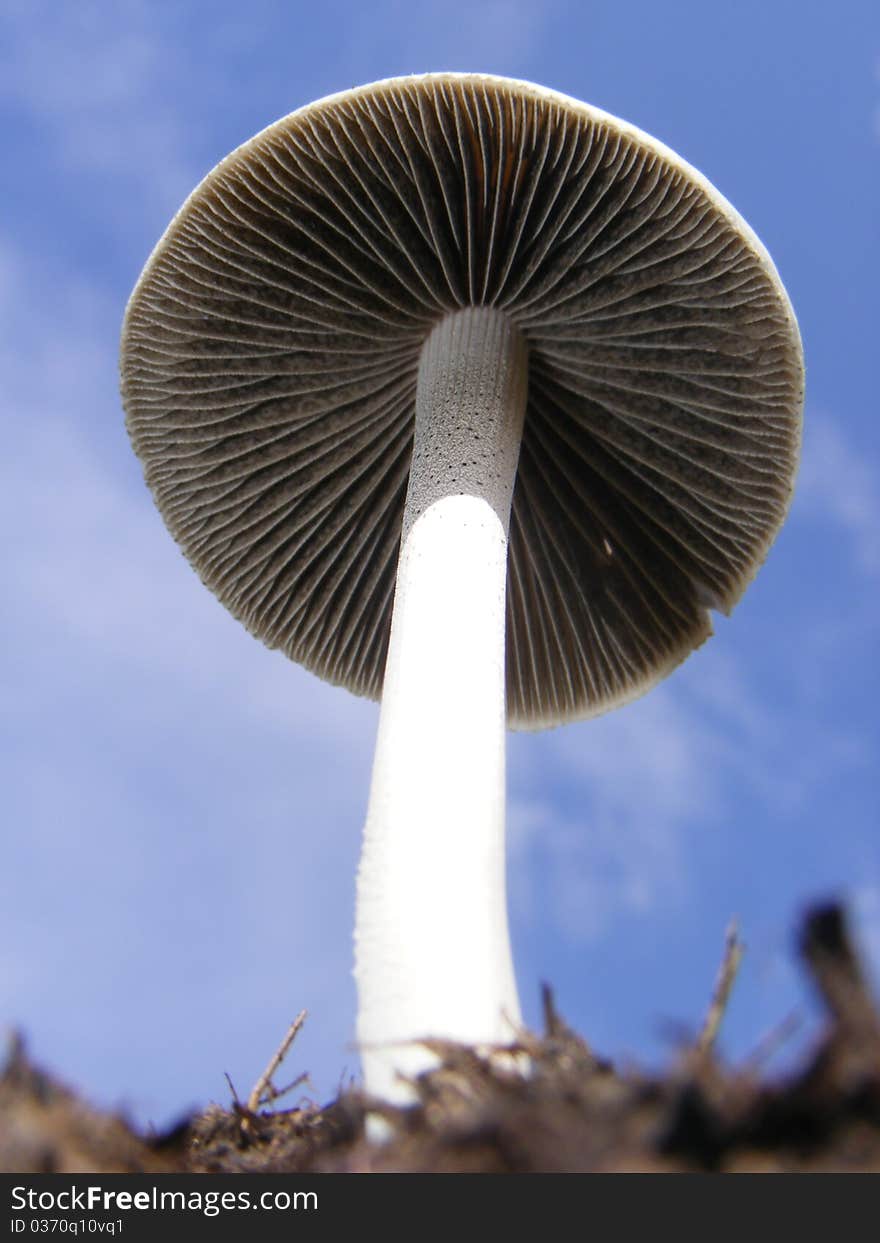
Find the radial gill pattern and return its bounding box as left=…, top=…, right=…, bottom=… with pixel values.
left=121, top=73, right=803, bottom=727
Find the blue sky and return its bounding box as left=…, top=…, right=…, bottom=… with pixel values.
left=2, top=0, right=878, bottom=1128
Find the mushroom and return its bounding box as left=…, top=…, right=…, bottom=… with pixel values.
left=120, top=73, right=804, bottom=1109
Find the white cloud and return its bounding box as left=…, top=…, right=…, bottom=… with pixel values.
left=796, top=410, right=880, bottom=578
left=509, top=609, right=873, bottom=947
left=509, top=682, right=714, bottom=943
left=327, top=0, right=560, bottom=87
left=0, top=220, right=377, bottom=1118
left=392, top=0, right=555, bottom=71
left=3, top=397, right=371, bottom=739
left=0, top=0, right=197, bottom=209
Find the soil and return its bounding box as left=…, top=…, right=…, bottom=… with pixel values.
left=3, top=903, right=879, bottom=1174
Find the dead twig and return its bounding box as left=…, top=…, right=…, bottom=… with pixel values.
left=224, top=1072, right=242, bottom=1108
left=695, top=919, right=744, bottom=1056
left=799, top=903, right=880, bottom=1083
left=799, top=904, right=878, bottom=1035
left=541, top=982, right=567, bottom=1039
left=743, top=1010, right=803, bottom=1074
left=247, top=1010, right=308, bottom=1114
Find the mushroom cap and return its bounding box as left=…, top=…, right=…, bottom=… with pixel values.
left=121, top=73, right=804, bottom=728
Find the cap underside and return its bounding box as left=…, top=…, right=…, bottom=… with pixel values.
left=121, top=73, right=804, bottom=728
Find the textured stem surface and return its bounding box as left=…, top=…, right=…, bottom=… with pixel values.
left=355, top=307, right=528, bottom=1105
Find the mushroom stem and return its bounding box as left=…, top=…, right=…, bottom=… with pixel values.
left=355, top=307, right=528, bottom=1105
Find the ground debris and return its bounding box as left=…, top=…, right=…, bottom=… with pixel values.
left=3, top=902, right=879, bottom=1173
left=0, top=1034, right=186, bottom=1174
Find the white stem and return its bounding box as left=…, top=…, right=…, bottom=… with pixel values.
left=355, top=306, right=528, bottom=1106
